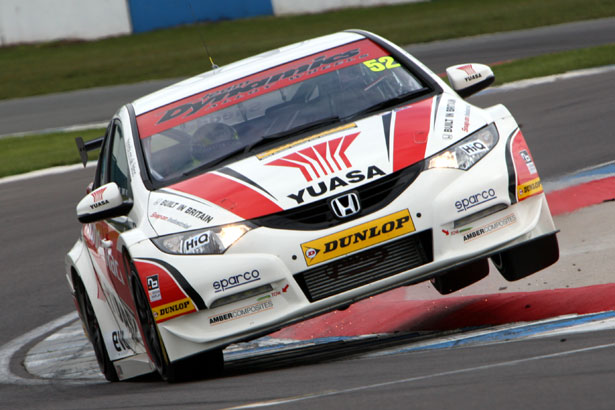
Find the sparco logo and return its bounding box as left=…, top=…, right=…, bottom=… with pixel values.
left=213, top=270, right=260, bottom=293
left=455, top=188, right=496, bottom=212
left=266, top=133, right=359, bottom=182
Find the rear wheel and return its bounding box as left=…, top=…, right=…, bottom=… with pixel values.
left=491, top=233, right=559, bottom=281
left=128, top=261, right=223, bottom=382
left=431, top=258, right=490, bottom=295
left=73, top=274, right=119, bottom=382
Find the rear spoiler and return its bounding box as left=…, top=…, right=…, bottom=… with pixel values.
left=75, top=136, right=103, bottom=167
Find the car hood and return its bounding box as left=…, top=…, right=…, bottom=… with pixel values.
left=149, top=95, right=489, bottom=235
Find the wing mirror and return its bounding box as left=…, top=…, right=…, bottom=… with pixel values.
left=76, top=182, right=133, bottom=224
left=446, top=63, right=495, bottom=98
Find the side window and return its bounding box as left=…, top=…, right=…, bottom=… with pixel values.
left=95, top=123, right=113, bottom=188
left=108, top=123, right=132, bottom=198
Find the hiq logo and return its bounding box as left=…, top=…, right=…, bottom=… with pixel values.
left=455, top=189, right=497, bottom=212
left=459, top=141, right=488, bottom=155
left=182, top=232, right=210, bottom=254
left=213, top=270, right=260, bottom=293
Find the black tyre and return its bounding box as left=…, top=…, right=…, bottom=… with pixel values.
left=431, top=258, right=490, bottom=295
left=129, top=262, right=223, bottom=382
left=73, top=274, right=119, bottom=382
left=491, top=233, right=559, bottom=281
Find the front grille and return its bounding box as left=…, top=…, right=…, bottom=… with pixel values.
left=254, top=162, right=423, bottom=230
left=293, top=230, right=432, bottom=302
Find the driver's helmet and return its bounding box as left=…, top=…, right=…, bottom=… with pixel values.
left=191, top=122, right=238, bottom=161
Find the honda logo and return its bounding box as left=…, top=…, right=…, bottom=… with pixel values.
left=330, top=192, right=361, bottom=219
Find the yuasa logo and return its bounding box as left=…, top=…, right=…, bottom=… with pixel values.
left=455, top=189, right=497, bottom=212
left=91, top=187, right=107, bottom=202
left=266, top=133, right=359, bottom=182
left=457, top=64, right=482, bottom=82
left=213, top=270, right=261, bottom=293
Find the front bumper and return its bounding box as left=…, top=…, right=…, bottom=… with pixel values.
left=129, top=137, right=557, bottom=362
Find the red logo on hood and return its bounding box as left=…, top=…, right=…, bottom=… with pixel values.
left=457, top=64, right=477, bottom=76
left=91, top=187, right=107, bottom=202
left=266, top=132, right=359, bottom=182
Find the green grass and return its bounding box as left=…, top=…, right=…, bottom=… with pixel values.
left=2, top=43, right=613, bottom=179
left=493, top=44, right=615, bottom=85
left=0, top=129, right=102, bottom=178
left=0, top=0, right=613, bottom=100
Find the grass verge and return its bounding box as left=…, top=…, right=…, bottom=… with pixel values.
left=0, top=0, right=613, bottom=100
left=1, top=43, right=613, bottom=179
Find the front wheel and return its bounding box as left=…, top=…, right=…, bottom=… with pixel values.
left=73, top=274, right=119, bottom=382
left=491, top=233, right=559, bottom=281
left=129, top=261, right=223, bottom=382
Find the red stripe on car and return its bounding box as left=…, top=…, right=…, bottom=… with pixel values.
left=391, top=97, right=433, bottom=172
left=170, top=173, right=283, bottom=219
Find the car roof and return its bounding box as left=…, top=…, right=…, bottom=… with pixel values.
left=131, top=31, right=366, bottom=117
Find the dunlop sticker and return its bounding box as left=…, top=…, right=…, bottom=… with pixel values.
left=301, top=209, right=415, bottom=266
left=152, top=298, right=195, bottom=323
left=517, top=177, right=543, bottom=201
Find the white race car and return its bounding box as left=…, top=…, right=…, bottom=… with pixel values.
left=66, top=30, right=558, bottom=382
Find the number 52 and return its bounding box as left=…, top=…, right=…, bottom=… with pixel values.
left=363, top=56, right=401, bottom=72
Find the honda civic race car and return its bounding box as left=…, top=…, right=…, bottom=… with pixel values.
left=66, top=29, right=559, bottom=382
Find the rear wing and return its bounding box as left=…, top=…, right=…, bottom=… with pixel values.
left=75, top=136, right=103, bottom=167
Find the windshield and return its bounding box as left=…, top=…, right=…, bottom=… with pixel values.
left=136, top=38, right=428, bottom=184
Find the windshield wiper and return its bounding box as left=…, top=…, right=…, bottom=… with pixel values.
left=245, top=115, right=342, bottom=153
left=344, top=88, right=430, bottom=120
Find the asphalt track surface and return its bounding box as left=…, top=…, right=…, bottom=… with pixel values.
left=1, top=20, right=615, bottom=410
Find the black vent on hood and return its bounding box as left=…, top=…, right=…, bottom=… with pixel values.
left=253, top=161, right=423, bottom=230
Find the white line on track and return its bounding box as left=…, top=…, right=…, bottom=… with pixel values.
left=224, top=343, right=615, bottom=409
left=0, top=312, right=78, bottom=385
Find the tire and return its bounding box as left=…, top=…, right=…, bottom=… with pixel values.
left=431, top=258, right=490, bottom=295
left=73, top=274, right=119, bottom=382
left=128, top=261, right=223, bottom=382
left=491, top=233, right=559, bottom=281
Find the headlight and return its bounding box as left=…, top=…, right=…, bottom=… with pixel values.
left=151, top=222, right=255, bottom=255
left=428, top=124, right=499, bottom=170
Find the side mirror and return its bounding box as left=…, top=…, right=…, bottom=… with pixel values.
left=76, top=182, right=133, bottom=224
left=446, top=63, right=495, bottom=98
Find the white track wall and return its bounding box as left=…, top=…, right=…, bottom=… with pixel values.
left=271, top=0, right=422, bottom=15
left=0, top=0, right=424, bottom=46
left=0, top=0, right=131, bottom=46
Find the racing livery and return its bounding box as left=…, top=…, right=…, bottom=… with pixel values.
left=66, top=30, right=558, bottom=381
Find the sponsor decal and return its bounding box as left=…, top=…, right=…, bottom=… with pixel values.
left=208, top=300, right=274, bottom=326
left=517, top=177, right=543, bottom=201
left=443, top=98, right=456, bottom=139
left=455, top=188, right=497, bottom=212
left=282, top=284, right=289, bottom=293
left=153, top=199, right=214, bottom=224
left=459, top=141, right=488, bottom=156
left=152, top=298, right=195, bottom=322
left=146, top=274, right=161, bottom=302
left=288, top=165, right=385, bottom=204
left=214, top=270, right=261, bottom=293
left=150, top=212, right=192, bottom=229
left=91, top=187, right=107, bottom=202
left=462, top=104, right=471, bottom=133
left=462, top=213, right=517, bottom=242
left=137, top=40, right=390, bottom=139
left=266, top=133, right=359, bottom=182
left=520, top=149, right=537, bottom=174
left=112, top=330, right=130, bottom=353
left=182, top=232, right=210, bottom=254
left=301, top=209, right=415, bottom=266
left=256, top=123, right=357, bottom=160
left=457, top=64, right=483, bottom=82
left=442, top=227, right=472, bottom=236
